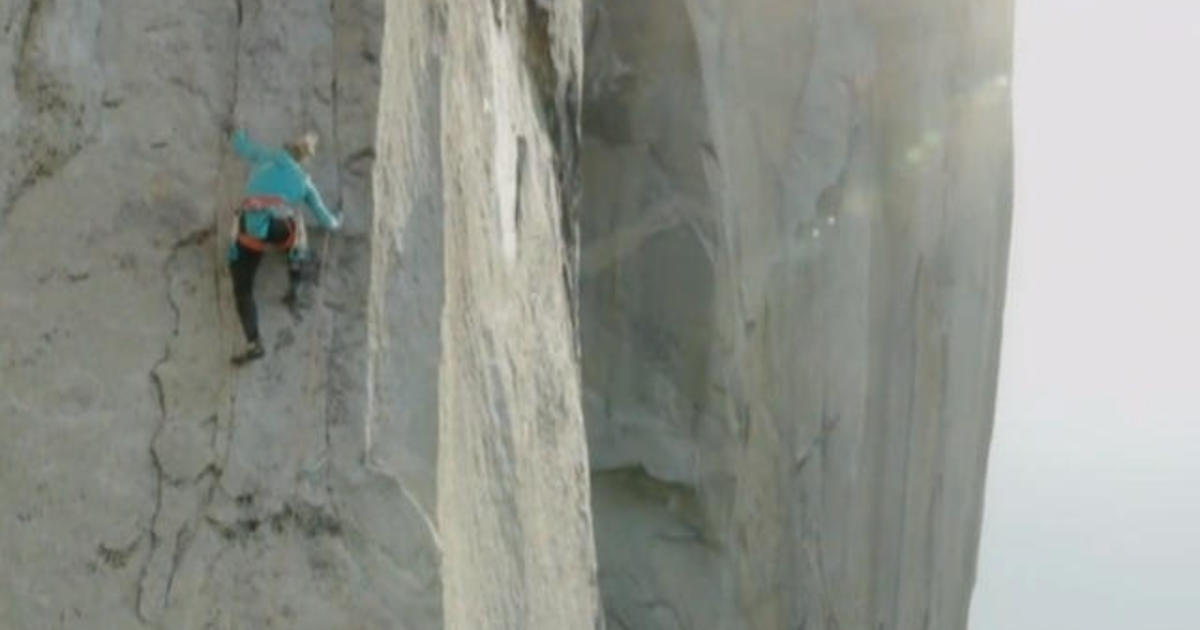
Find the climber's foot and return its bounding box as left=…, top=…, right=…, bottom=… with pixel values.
left=282, top=290, right=308, bottom=321
left=231, top=341, right=265, bottom=366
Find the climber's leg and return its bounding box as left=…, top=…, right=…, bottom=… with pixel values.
left=282, top=263, right=305, bottom=317
left=281, top=217, right=312, bottom=314
left=290, top=212, right=308, bottom=255
left=229, top=214, right=297, bottom=364
left=230, top=244, right=265, bottom=364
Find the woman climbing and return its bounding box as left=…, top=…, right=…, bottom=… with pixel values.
left=227, top=128, right=342, bottom=365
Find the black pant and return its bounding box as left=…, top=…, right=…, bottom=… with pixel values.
left=230, top=216, right=299, bottom=343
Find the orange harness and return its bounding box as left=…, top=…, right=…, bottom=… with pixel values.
left=235, top=196, right=297, bottom=253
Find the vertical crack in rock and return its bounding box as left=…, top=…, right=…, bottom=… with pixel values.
left=221, top=0, right=245, bottom=424
left=136, top=228, right=213, bottom=622
left=134, top=403, right=165, bottom=623
left=523, top=0, right=583, bottom=354
left=329, top=0, right=344, bottom=212
left=514, top=136, right=527, bottom=233
left=162, top=523, right=194, bottom=610
left=225, top=0, right=244, bottom=157
left=322, top=0, right=343, bottom=485
left=314, top=0, right=350, bottom=525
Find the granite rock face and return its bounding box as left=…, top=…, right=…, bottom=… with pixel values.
left=1, top=1, right=597, bottom=628
left=580, top=1, right=1013, bottom=629
left=373, top=2, right=599, bottom=629
left=0, top=0, right=1010, bottom=629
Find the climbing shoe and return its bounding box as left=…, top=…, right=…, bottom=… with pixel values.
left=282, top=286, right=310, bottom=320
left=290, top=252, right=321, bottom=285
left=231, top=341, right=265, bottom=366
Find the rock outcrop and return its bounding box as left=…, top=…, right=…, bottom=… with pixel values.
left=0, top=1, right=1011, bottom=629
left=1, top=1, right=597, bottom=628
left=580, top=1, right=1012, bottom=629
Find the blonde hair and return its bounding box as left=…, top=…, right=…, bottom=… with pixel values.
left=286, top=131, right=319, bottom=162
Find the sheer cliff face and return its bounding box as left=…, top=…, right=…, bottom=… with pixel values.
left=374, top=2, right=598, bottom=629
left=580, top=1, right=1012, bottom=629
left=0, top=1, right=596, bottom=629
left=0, top=1, right=1010, bottom=629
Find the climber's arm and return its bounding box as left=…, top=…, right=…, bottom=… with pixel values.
left=302, top=178, right=341, bottom=230
left=231, top=129, right=277, bottom=164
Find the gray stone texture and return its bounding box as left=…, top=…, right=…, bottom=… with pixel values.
left=0, top=0, right=1011, bottom=628
left=1, top=1, right=597, bottom=628
left=580, top=1, right=1012, bottom=629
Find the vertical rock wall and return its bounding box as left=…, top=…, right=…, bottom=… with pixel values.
left=580, top=1, right=1012, bottom=629
left=0, top=0, right=1010, bottom=628
left=372, top=1, right=600, bottom=628
left=1, top=1, right=598, bottom=628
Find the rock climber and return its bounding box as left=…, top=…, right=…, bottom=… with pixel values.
left=227, top=127, right=342, bottom=365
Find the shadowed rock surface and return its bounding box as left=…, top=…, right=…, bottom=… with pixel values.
left=580, top=1, right=1012, bottom=629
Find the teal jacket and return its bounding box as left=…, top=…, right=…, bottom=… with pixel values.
left=232, top=129, right=339, bottom=238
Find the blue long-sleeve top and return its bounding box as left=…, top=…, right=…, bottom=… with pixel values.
left=232, top=129, right=338, bottom=237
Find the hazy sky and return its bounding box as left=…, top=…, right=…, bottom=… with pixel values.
left=969, top=1, right=1200, bottom=628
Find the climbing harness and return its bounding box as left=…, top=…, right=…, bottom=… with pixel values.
left=230, top=195, right=312, bottom=255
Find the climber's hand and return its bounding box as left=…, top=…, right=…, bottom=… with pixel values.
left=328, top=213, right=343, bottom=231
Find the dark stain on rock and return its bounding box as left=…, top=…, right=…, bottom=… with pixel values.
left=208, top=501, right=342, bottom=542
left=98, top=538, right=141, bottom=570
